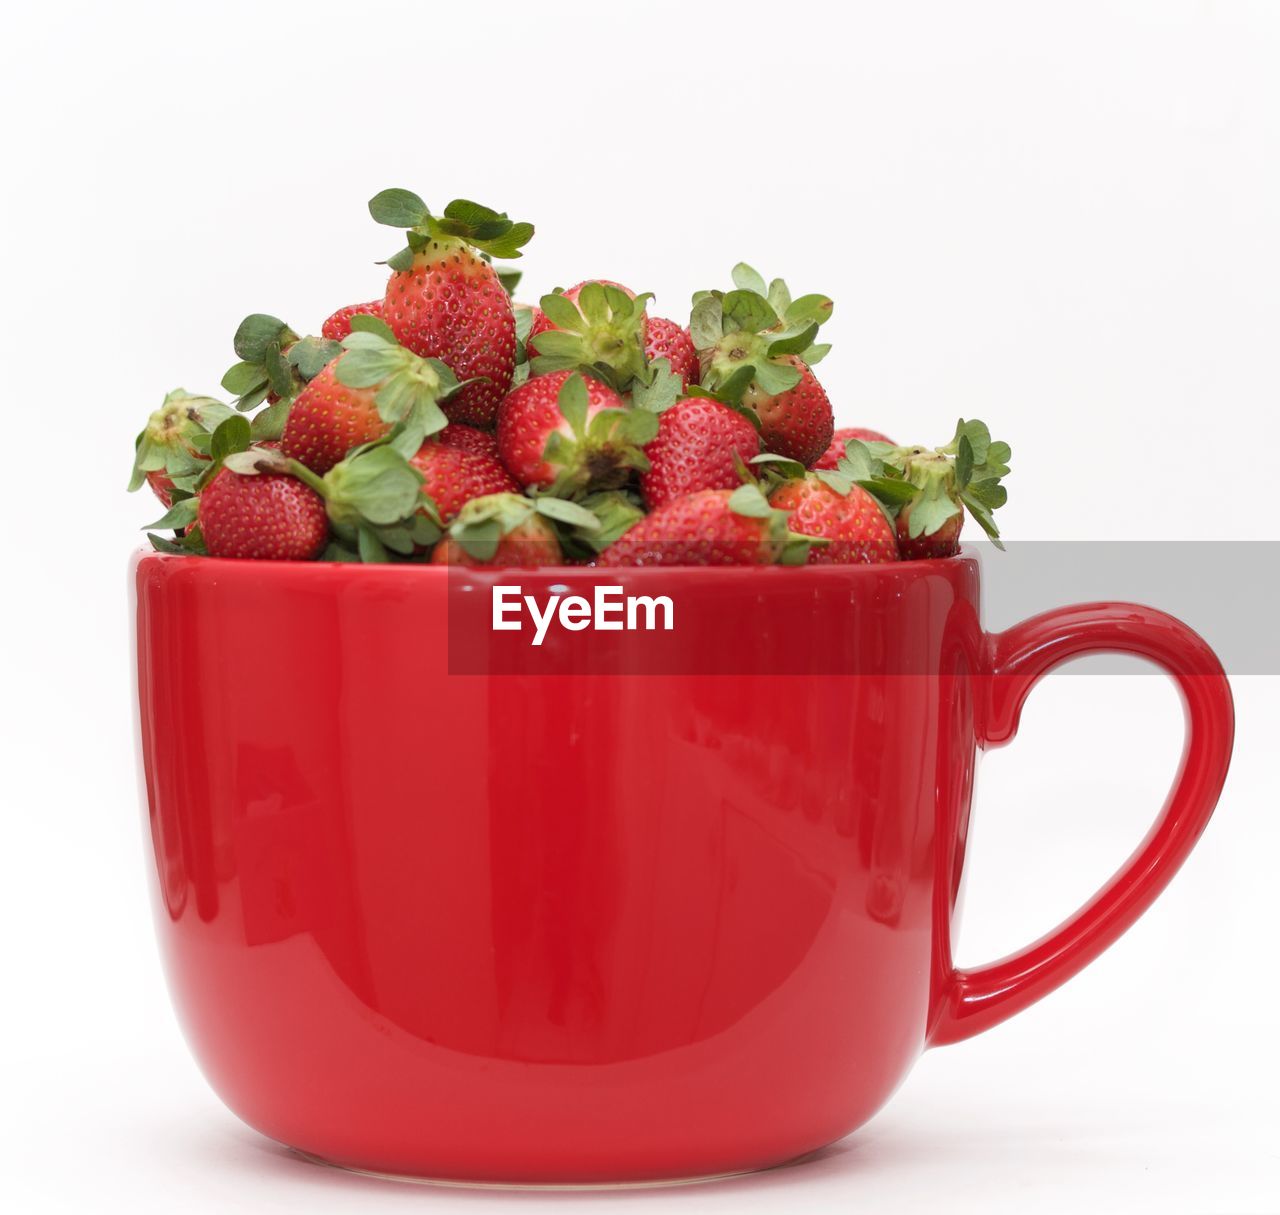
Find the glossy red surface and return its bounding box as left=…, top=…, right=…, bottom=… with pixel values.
left=133, top=553, right=1233, bottom=1184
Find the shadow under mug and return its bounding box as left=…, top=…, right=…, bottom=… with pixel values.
left=133, top=551, right=1233, bottom=1185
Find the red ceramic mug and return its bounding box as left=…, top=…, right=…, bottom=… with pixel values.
left=133, top=551, right=1233, bottom=1186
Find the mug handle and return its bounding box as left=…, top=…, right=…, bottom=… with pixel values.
left=929, top=602, right=1234, bottom=1047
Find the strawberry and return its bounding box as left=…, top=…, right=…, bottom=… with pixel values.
left=129, top=389, right=236, bottom=506
left=690, top=263, right=835, bottom=465
left=221, top=442, right=441, bottom=563
left=282, top=318, right=462, bottom=475
left=813, top=426, right=894, bottom=471
left=496, top=370, right=657, bottom=495
left=437, top=422, right=500, bottom=459
left=826, top=421, right=1012, bottom=559
left=526, top=281, right=650, bottom=387
left=768, top=474, right=898, bottom=565
left=645, top=317, right=699, bottom=389
left=369, top=190, right=533, bottom=427
left=409, top=441, right=519, bottom=524
left=198, top=464, right=329, bottom=561
left=599, top=486, right=816, bottom=567
left=321, top=300, right=383, bottom=341
left=638, top=395, right=760, bottom=510
left=219, top=314, right=343, bottom=441
left=433, top=492, right=596, bottom=567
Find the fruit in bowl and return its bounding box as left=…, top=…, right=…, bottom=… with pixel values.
left=129, top=190, right=1011, bottom=565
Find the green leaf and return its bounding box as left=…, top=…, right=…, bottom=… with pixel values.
left=801, top=342, right=831, bottom=366
left=815, top=469, right=853, bottom=496
left=689, top=295, right=724, bottom=351
left=221, top=361, right=266, bottom=396
left=250, top=398, right=290, bottom=441
left=960, top=488, right=1005, bottom=548
left=721, top=290, right=777, bottom=335
left=751, top=358, right=803, bottom=396
left=731, top=263, right=767, bottom=296
left=289, top=336, right=343, bottom=380
left=539, top=292, right=587, bottom=333
left=357, top=528, right=391, bottom=563
left=766, top=323, right=819, bottom=358
left=533, top=497, right=601, bottom=529
left=906, top=493, right=962, bottom=538
left=369, top=188, right=430, bottom=228
left=349, top=314, right=397, bottom=343
left=263, top=344, right=294, bottom=399
left=455, top=517, right=502, bottom=562
left=142, top=497, right=199, bottom=531
left=497, top=267, right=522, bottom=296
left=859, top=476, right=919, bottom=506
left=750, top=453, right=806, bottom=480
left=576, top=281, right=609, bottom=325
left=327, top=445, right=425, bottom=528
left=728, top=483, right=771, bottom=518
left=631, top=358, right=682, bottom=413
left=965, top=477, right=1008, bottom=510
left=766, top=278, right=792, bottom=316
left=384, top=246, right=415, bottom=272
left=783, top=294, right=834, bottom=330
left=147, top=532, right=189, bottom=555
left=557, top=373, right=589, bottom=434
left=526, top=329, right=585, bottom=360
left=209, top=415, right=251, bottom=462
left=951, top=418, right=991, bottom=464
left=954, top=434, right=974, bottom=489
left=233, top=314, right=293, bottom=362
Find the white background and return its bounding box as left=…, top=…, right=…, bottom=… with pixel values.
left=2, top=1, right=1278, bottom=1211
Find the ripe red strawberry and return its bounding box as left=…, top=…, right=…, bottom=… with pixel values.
left=198, top=465, right=329, bottom=561
left=432, top=492, right=566, bottom=567
left=496, top=370, right=656, bottom=494
left=321, top=300, right=383, bottom=341
left=437, top=422, right=500, bottom=459
left=813, top=426, right=895, bottom=471
left=768, top=474, right=898, bottom=565
left=281, top=361, right=382, bottom=474
left=599, top=486, right=815, bottom=567
left=691, top=265, right=835, bottom=465
left=526, top=280, right=650, bottom=386
left=129, top=389, right=236, bottom=506
left=645, top=317, right=699, bottom=389
left=370, top=190, right=533, bottom=427
left=639, top=396, right=760, bottom=510
left=738, top=356, right=832, bottom=466
left=282, top=321, right=461, bottom=474
left=409, top=441, right=519, bottom=524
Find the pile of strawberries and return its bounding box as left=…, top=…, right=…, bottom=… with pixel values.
left=130, top=190, right=1011, bottom=567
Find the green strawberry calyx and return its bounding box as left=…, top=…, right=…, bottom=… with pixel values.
left=818, top=419, right=1011, bottom=548
left=335, top=315, right=467, bottom=456
left=368, top=189, right=535, bottom=271
left=689, top=262, right=833, bottom=407
left=561, top=489, right=646, bottom=559
left=448, top=492, right=599, bottom=564
left=542, top=372, right=661, bottom=497
left=529, top=283, right=653, bottom=388
left=726, top=481, right=828, bottom=566
left=220, top=313, right=342, bottom=418
left=129, top=389, right=236, bottom=494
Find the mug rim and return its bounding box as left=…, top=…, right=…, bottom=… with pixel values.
left=132, top=547, right=980, bottom=584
